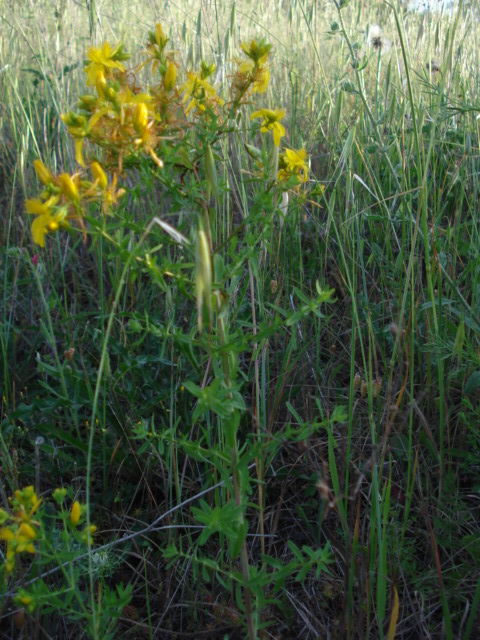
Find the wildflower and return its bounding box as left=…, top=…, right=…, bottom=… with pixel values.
left=232, top=39, right=272, bottom=101
left=0, top=486, right=42, bottom=574
left=133, top=102, right=149, bottom=133
left=58, top=173, right=79, bottom=201
left=75, top=139, right=86, bottom=167
left=237, top=59, right=269, bottom=93
left=52, top=488, right=68, bottom=505
left=70, top=501, right=81, bottom=526
left=91, top=162, right=108, bottom=189
left=25, top=196, right=67, bottom=248
left=102, top=173, right=126, bottom=211
left=33, top=160, right=53, bottom=186
left=19, top=523, right=36, bottom=540
left=368, top=25, right=391, bottom=52
left=84, top=42, right=129, bottom=87
left=181, top=70, right=224, bottom=115
left=15, top=590, right=36, bottom=613
left=79, top=525, right=97, bottom=546
left=164, top=61, right=176, bottom=90
left=155, top=23, right=168, bottom=49
left=252, top=66, right=269, bottom=93
left=250, top=108, right=285, bottom=146
left=240, top=38, right=272, bottom=65
left=278, top=148, right=309, bottom=183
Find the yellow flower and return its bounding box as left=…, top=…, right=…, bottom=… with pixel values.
left=278, top=148, right=309, bottom=183
left=79, top=524, right=97, bottom=545
left=0, top=527, right=14, bottom=541
left=133, top=102, right=149, bottom=133
left=164, top=61, right=176, bottom=90
left=155, top=23, right=168, bottom=50
left=238, top=60, right=269, bottom=93
left=253, top=66, right=269, bottom=93
left=26, top=196, right=66, bottom=247
left=33, top=160, right=53, bottom=185
left=102, top=173, right=126, bottom=212
left=53, top=488, right=67, bottom=504
left=58, top=173, right=79, bottom=201
left=85, top=42, right=127, bottom=87
left=19, top=523, right=36, bottom=540
left=91, top=162, right=108, bottom=189
left=250, top=108, right=285, bottom=146
left=70, top=501, right=81, bottom=526
left=31, top=213, right=60, bottom=247
left=0, top=487, right=43, bottom=574
left=181, top=71, right=224, bottom=115
left=240, top=39, right=272, bottom=65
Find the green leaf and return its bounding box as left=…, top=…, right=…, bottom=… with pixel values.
left=465, top=371, right=480, bottom=395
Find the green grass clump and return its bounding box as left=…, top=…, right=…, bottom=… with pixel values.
left=1, top=0, right=480, bottom=638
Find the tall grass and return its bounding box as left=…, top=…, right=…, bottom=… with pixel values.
left=1, top=0, right=480, bottom=637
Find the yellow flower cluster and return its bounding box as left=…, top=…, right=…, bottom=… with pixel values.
left=26, top=158, right=124, bottom=246
left=68, top=499, right=97, bottom=545
left=251, top=108, right=286, bottom=147
left=278, top=148, right=309, bottom=183
left=0, top=487, right=98, bottom=590
left=181, top=62, right=224, bottom=117
left=0, top=486, right=42, bottom=573
left=231, top=38, right=272, bottom=103
left=25, top=25, right=310, bottom=248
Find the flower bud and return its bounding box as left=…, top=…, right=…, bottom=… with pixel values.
left=155, top=23, right=168, bottom=49
left=58, top=173, right=79, bottom=201
left=91, top=162, right=108, bottom=189
left=133, top=102, right=149, bottom=133
left=164, top=61, right=176, bottom=90
left=19, top=523, right=36, bottom=540
left=33, top=160, right=53, bottom=185
left=70, top=501, right=81, bottom=526
left=75, top=139, right=85, bottom=167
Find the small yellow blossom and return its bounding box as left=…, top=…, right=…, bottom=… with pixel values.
left=155, top=23, right=168, bottom=50
left=70, top=501, right=81, bottom=526
left=84, top=42, right=128, bottom=87
left=164, top=61, right=176, bottom=90
left=79, top=524, right=97, bottom=546
left=52, top=488, right=67, bottom=504
left=33, top=160, right=53, bottom=185
left=240, top=39, right=272, bottom=65
left=26, top=196, right=67, bottom=247
left=91, top=162, right=108, bottom=189
left=181, top=70, right=224, bottom=115
left=133, top=102, right=149, bottom=133
left=250, top=108, right=286, bottom=146
left=58, top=173, right=79, bottom=201
left=253, top=66, right=269, bottom=93
left=0, top=487, right=42, bottom=574
left=0, top=527, right=14, bottom=541
left=19, top=523, right=37, bottom=540
left=238, top=59, right=270, bottom=93
left=278, top=148, right=309, bottom=183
